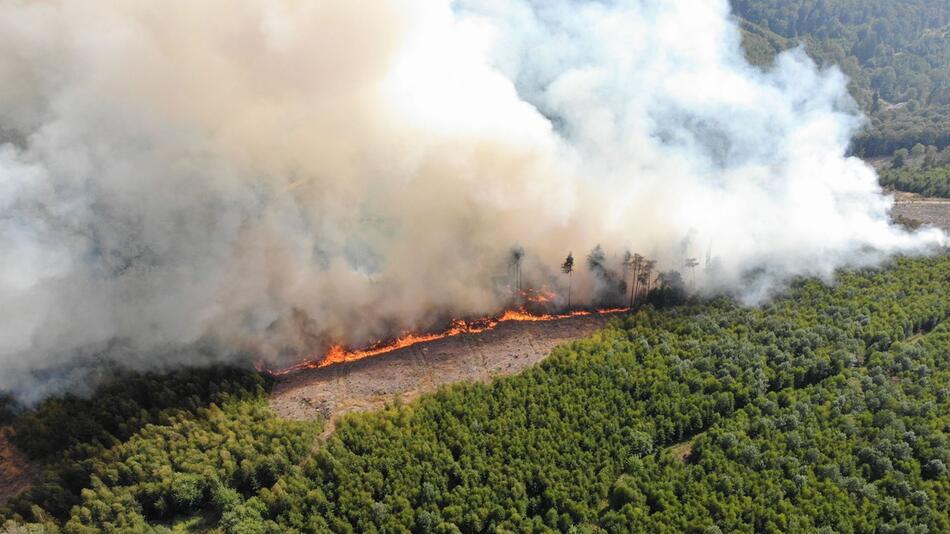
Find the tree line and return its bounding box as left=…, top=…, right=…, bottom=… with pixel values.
left=556, top=245, right=693, bottom=311
left=880, top=143, right=950, bottom=198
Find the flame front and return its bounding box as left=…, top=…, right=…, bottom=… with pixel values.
left=519, top=288, right=557, bottom=305
left=267, top=307, right=628, bottom=376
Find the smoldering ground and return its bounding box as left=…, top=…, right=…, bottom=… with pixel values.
left=0, top=0, right=943, bottom=401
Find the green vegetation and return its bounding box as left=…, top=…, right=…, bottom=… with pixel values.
left=879, top=145, right=950, bottom=198
left=5, top=255, right=950, bottom=532
left=11, top=367, right=270, bottom=460
left=0, top=393, right=16, bottom=426
left=3, top=5, right=948, bottom=532
left=1, top=367, right=321, bottom=532
left=63, top=400, right=316, bottom=532
left=878, top=143, right=950, bottom=197
left=882, top=164, right=950, bottom=198
left=732, top=0, right=950, bottom=157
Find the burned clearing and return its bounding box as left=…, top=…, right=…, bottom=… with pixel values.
left=269, top=313, right=618, bottom=425
left=0, top=429, right=33, bottom=507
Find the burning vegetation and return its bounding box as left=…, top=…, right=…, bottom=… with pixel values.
left=0, top=0, right=943, bottom=401
left=268, top=306, right=628, bottom=375
left=266, top=244, right=688, bottom=376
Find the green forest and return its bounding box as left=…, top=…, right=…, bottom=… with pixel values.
left=732, top=0, right=950, bottom=157
left=881, top=163, right=950, bottom=198
left=878, top=143, right=950, bottom=198
left=2, top=2, right=950, bottom=533
left=4, top=254, right=950, bottom=532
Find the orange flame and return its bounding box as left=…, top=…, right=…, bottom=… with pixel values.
left=519, top=288, right=557, bottom=304
left=266, top=306, right=628, bottom=376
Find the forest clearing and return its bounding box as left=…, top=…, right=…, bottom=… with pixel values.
left=270, top=314, right=616, bottom=426
left=892, top=192, right=950, bottom=231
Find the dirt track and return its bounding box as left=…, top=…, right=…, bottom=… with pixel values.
left=269, top=314, right=618, bottom=426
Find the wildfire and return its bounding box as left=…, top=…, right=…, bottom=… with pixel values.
left=266, top=306, right=629, bottom=376
left=519, top=288, right=557, bottom=304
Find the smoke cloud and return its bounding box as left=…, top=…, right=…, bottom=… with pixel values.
left=0, top=0, right=942, bottom=400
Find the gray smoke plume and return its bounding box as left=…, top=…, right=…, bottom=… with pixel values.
left=0, top=0, right=943, bottom=400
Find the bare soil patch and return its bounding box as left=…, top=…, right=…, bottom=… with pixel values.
left=669, top=440, right=695, bottom=462
left=0, top=428, right=33, bottom=506
left=891, top=193, right=950, bottom=231
left=269, top=314, right=617, bottom=427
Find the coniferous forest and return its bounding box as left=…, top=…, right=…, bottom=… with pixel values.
left=2, top=2, right=950, bottom=533
left=733, top=0, right=950, bottom=158
left=4, top=255, right=950, bottom=532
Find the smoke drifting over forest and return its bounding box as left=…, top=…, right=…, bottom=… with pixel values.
left=0, top=0, right=942, bottom=399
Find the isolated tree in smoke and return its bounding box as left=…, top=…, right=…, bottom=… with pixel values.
left=561, top=252, right=575, bottom=309
left=685, top=257, right=699, bottom=287
left=626, top=252, right=644, bottom=308
left=638, top=260, right=657, bottom=302
left=657, top=270, right=687, bottom=305
left=622, top=251, right=633, bottom=277
left=587, top=245, right=627, bottom=306
left=621, top=251, right=634, bottom=301
left=510, top=246, right=525, bottom=293
left=587, top=245, right=606, bottom=274
left=587, top=244, right=606, bottom=304
left=635, top=270, right=649, bottom=303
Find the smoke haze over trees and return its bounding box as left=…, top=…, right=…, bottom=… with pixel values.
left=5, top=255, right=950, bottom=532
left=2, top=2, right=950, bottom=529
left=0, top=0, right=944, bottom=397
left=731, top=0, right=950, bottom=157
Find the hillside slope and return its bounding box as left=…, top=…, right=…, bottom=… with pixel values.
left=733, top=0, right=950, bottom=156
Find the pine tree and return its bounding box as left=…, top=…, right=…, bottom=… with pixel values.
left=561, top=252, right=575, bottom=309
left=510, top=246, right=525, bottom=293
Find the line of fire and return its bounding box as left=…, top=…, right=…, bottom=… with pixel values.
left=261, top=245, right=701, bottom=376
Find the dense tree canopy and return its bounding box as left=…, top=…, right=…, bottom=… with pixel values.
left=732, top=0, right=950, bottom=157
left=4, top=255, right=950, bottom=532
left=878, top=144, right=950, bottom=197
left=881, top=164, right=950, bottom=198
left=2, top=4, right=949, bottom=531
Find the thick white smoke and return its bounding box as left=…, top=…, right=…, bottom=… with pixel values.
left=0, top=0, right=942, bottom=399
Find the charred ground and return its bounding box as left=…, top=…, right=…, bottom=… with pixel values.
left=270, top=314, right=616, bottom=427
